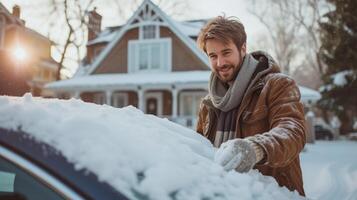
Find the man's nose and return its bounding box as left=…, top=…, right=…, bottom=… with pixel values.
left=217, top=56, right=226, bottom=68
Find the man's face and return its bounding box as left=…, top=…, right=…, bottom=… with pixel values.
left=206, top=39, right=246, bottom=83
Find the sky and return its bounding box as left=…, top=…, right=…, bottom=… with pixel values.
left=1, top=0, right=265, bottom=38
left=1, top=0, right=266, bottom=75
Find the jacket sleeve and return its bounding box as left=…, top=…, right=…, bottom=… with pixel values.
left=251, top=75, right=306, bottom=168
left=196, top=101, right=208, bottom=136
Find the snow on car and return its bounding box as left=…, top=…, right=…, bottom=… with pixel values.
left=0, top=94, right=305, bottom=200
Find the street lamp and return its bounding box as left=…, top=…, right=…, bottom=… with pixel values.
left=12, top=46, right=27, bottom=61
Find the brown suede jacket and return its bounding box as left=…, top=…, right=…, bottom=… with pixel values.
left=196, top=51, right=306, bottom=196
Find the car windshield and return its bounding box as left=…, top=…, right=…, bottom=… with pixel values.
left=0, top=94, right=305, bottom=200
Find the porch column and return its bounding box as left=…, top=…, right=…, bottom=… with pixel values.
left=172, top=85, right=178, bottom=118
left=138, top=87, right=145, bottom=112
left=105, top=90, right=112, bottom=106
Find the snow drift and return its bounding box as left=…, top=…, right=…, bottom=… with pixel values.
left=0, top=94, right=305, bottom=200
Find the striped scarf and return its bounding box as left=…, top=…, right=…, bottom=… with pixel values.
left=209, top=54, right=259, bottom=147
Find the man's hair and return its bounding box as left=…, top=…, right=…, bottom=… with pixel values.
left=197, top=16, right=246, bottom=53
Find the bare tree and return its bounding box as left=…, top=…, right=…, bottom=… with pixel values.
left=249, top=0, right=331, bottom=75
left=29, top=0, right=190, bottom=80
left=47, top=0, right=95, bottom=80
left=248, top=0, right=302, bottom=75
left=279, top=0, right=331, bottom=74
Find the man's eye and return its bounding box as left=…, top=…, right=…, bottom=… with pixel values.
left=210, top=55, right=217, bottom=59
left=223, top=52, right=231, bottom=56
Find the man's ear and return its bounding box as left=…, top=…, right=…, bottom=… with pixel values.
left=240, top=43, right=247, bottom=56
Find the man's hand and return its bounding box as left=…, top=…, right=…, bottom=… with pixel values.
left=214, top=138, right=263, bottom=172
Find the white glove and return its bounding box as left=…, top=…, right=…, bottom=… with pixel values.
left=214, top=138, right=262, bottom=172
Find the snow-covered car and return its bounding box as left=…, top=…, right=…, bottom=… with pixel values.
left=0, top=94, right=305, bottom=200
left=314, top=125, right=334, bottom=140
left=347, top=132, right=357, bottom=141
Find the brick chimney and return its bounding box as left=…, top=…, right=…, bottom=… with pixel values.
left=12, top=5, right=20, bottom=18
left=87, top=7, right=102, bottom=41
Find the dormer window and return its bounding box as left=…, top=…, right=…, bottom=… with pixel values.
left=140, top=25, right=158, bottom=39
left=143, top=25, right=156, bottom=39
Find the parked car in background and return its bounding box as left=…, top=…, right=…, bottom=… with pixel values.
left=0, top=94, right=305, bottom=200
left=314, top=125, right=334, bottom=140
left=347, top=132, right=357, bottom=141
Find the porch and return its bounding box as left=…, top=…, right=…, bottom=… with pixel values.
left=46, top=71, right=211, bottom=129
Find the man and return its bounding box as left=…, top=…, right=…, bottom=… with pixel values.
left=196, top=16, right=306, bottom=196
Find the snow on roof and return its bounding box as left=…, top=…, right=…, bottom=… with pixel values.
left=46, top=71, right=211, bottom=90
left=174, top=20, right=207, bottom=37
left=0, top=94, right=305, bottom=200
left=47, top=70, right=321, bottom=103
left=87, top=28, right=118, bottom=46
left=87, top=19, right=204, bottom=47
left=298, top=86, right=321, bottom=103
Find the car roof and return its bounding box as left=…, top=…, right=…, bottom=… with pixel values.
left=0, top=127, right=129, bottom=200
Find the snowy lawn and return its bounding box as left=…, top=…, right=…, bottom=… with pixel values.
left=301, top=141, right=357, bottom=200
left=0, top=94, right=305, bottom=200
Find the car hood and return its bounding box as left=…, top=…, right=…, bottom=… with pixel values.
left=0, top=94, right=305, bottom=200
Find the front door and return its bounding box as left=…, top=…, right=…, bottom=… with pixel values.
left=146, top=97, right=158, bottom=115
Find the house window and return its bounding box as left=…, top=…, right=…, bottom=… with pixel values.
left=93, top=93, right=105, bottom=105
left=128, top=38, right=171, bottom=73
left=180, top=91, right=206, bottom=116
left=112, top=93, right=128, bottom=108
left=143, top=25, right=156, bottom=39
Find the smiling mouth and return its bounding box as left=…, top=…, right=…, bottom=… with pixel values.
left=220, top=67, right=230, bottom=72
left=218, top=66, right=232, bottom=75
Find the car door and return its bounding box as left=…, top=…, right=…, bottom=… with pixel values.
left=0, top=145, right=83, bottom=200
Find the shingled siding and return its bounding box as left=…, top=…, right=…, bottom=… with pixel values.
left=93, top=28, right=139, bottom=74
left=160, top=27, right=209, bottom=71
left=87, top=43, right=106, bottom=64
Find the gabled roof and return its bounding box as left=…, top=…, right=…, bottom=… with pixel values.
left=75, top=0, right=209, bottom=77
left=86, top=19, right=208, bottom=46
left=0, top=3, right=52, bottom=44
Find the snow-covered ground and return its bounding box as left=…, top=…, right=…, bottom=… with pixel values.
left=301, top=141, right=357, bottom=200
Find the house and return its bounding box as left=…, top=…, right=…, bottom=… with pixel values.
left=46, top=0, right=210, bottom=128
left=0, top=3, right=58, bottom=97
left=46, top=0, right=321, bottom=129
